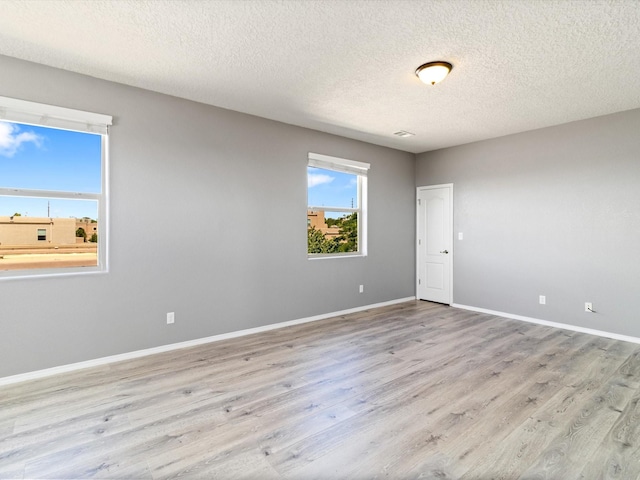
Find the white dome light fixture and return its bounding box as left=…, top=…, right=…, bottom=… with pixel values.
left=415, top=61, right=452, bottom=85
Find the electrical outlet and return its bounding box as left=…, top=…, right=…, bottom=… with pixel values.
left=359, top=285, right=364, bottom=294
left=167, top=312, right=175, bottom=324
left=585, top=302, right=593, bottom=313
left=539, top=295, right=546, bottom=305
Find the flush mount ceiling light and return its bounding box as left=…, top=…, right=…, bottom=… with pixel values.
left=415, top=61, right=452, bottom=85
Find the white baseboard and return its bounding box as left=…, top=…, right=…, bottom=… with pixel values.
left=452, top=303, right=640, bottom=345
left=0, top=296, right=416, bottom=387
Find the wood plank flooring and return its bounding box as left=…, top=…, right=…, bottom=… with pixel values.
left=1, top=300, right=640, bottom=479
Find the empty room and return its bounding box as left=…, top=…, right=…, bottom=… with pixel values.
left=1, top=1, right=639, bottom=478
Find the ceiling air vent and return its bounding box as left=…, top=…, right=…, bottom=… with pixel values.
left=393, top=130, right=415, bottom=138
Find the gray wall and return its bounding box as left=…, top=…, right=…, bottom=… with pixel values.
left=416, top=109, right=640, bottom=338
left=0, top=55, right=416, bottom=378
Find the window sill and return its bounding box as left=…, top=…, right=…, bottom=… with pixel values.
left=308, top=253, right=367, bottom=260
left=0, top=266, right=107, bottom=281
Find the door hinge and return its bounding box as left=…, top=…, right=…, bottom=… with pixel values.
left=418, top=239, right=421, bottom=245
left=418, top=199, right=421, bottom=205
left=418, top=279, right=421, bottom=285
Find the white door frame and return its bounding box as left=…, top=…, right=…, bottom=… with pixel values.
left=416, top=184, right=453, bottom=304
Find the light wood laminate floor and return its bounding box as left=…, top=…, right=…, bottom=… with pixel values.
left=1, top=301, right=640, bottom=479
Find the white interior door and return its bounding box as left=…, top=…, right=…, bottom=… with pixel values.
left=417, top=184, right=452, bottom=304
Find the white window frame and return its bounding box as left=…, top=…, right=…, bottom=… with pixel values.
left=307, top=152, right=369, bottom=259
left=0, top=96, right=112, bottom=280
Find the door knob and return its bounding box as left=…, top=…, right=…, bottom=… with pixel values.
left=440, top=250, right=449, bottom=254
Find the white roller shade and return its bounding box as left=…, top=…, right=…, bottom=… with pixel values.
left=308, top=152, right=369, bottom=176
left=0, top=96, right=112, bottom=135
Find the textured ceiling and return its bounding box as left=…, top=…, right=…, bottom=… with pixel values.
left=0, top=0, right=639, bottom=154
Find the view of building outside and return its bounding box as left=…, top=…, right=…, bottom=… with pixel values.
left=0, top=120, right=101, bottom=271
left=0, top=213, right=98, bottom=271
left=307, top=166, right=359, bottom=254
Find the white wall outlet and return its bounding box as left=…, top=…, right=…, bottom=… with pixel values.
left=539, top=295, right=546, bottom=305
left=585, top=302, right=593, bottom=313
left=458, top=232, right=463, bottom=240
left=167, top=312, right=175, bottom=324
left=359, top=285, right=364, bottom=293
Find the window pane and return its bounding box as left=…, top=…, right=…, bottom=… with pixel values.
left=307, top=167, right=357, bottom=209
left=0, top=121, right=102, bottom=193
left=307, top=210, right=358, bottom=254
left=0, top=197, right=98, bottom=271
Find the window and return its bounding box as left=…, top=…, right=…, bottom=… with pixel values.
left=0, top=96, right=111, bottom=277
left=307, top=153, right=369, bottom=258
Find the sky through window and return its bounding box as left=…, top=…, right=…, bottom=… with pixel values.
left=0, top=121, right=101, bottom=219
left=307, top=167, right=358, bottom=215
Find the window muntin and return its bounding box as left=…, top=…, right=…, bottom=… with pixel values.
left=307, top=153, right=369, bottom=258
left=0, top=96, right=111, bottom=278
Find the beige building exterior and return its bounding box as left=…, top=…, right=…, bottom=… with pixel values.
left=75, top=218, right=98, bottom=242
left=0, top=216, right=78, bottom=245
left=307, top=210, right=340, bottom=238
